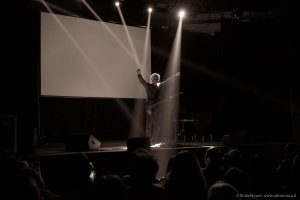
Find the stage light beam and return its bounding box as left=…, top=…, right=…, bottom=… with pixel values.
left=131, top=5, right=153, bottom=138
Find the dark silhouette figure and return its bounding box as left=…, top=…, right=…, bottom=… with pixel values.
left=0, top=158, right=41, bottom=200
left=208, top=181, right=241, bottom=200
left=202, top=147, right=225, bottom=188
left=122, top=148, right=164, bottom=200
left=58, top=153, right=96, bottom=200
left=246, top=153, right=276, bottom=195
left=163, top=150, right=207, bottom=200
left=223, top=167, right=250, bottom=195
left=0, top=156, right=62, bottom=200
left=87, top=174, right=125, bottom=200
left=223, top=148, right=243, bottom=172
left=275, top=142, right=300, bottom=193
left=8, top=173, right=42, bottom=200
left=290, top=152, right=300, bottom=194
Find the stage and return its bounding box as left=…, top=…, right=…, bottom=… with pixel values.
left=33, top=139, right=223, bottom=156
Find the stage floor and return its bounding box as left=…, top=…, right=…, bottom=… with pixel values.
left=33, top=139, right=223, bottom=156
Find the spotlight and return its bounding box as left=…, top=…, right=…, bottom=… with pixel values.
left=178, top=10, right=185, bottom=18
left=148, top=7, right=153, bottom=13
left=115, top=1, right=120, bottom=7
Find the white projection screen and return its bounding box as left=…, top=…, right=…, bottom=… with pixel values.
left=41, top=12, right=151, bottom=98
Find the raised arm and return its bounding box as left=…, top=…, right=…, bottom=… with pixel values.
left=136, top=68, right=147, bottom=87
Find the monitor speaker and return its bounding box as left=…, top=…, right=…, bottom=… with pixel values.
left=88, top=134, right=101, bottom=150
left=65, top=133, right=101, bottom=151
left=0, top=115, right=17, bottom=155
left=126, top=137, right=150, bottom=152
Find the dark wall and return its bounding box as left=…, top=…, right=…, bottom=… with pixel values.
left=39, top=98, right=142, bottom=143
left=1, top=1, right=39, bottom=155
left=216, top=17, right=292, bottom=142
left=290, top=0, right=300, bottom=143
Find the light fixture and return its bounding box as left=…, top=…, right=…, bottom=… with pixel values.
left=178, top=10, right=185, bottom=18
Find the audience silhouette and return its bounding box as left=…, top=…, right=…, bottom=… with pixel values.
left=290, top=152, right=300, bottom=194
left=223, top=148, right=243, bottom=172
left=246, top=153, right=276, bottom=195
left=87, top=174, right=125, bottom=200
left=0, top=155, right=62, bottom=200
left=223, top=167, right=250, bottom=195
left=57, top=153, right=96, bottom=200
left=3, top=139, right=299, bottom=200
left=122, top=148, right=164, bottom=200
left=275, top=142, right=300, bottom=193
left=162, top=150, right=207, bottom=200
left=202, top=147, right=225, bottom=188
left=208, top=181, right=241, bottom=200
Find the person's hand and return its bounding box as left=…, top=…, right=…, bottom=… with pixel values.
left=136, top=68, right=141, bottom=74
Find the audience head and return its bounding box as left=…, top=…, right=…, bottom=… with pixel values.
left=247, top=153, right=275, bottom=193
left=247, top=153, right=273, bottom=178
left=0, top=157, right=42, bottom=200
left=63, top=153, right=96, bottom=188
left=88, top=174, right=125, bottom=200
left=208, top=181, right=240, bottom=200
left=205, top=147, right=223, bottom=167
left=128, top=148, right=159, bottom=185
left=284, top=142, right=300, bottom=160
left=166, top=150, right=207, bottom=199
left=13, top=174, right=42, bottom=200
left=223, top=148, right=243, bottom=171
left=223, top=167, right=249, bottom=194
left=168, top=150, right=203, bottom=178
left=293, top=152, right=300, bottom=175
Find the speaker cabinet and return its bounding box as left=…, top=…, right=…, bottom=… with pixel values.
left=0, top=115, right=17, bottom=154
left=65, top=133, right=101, bottom=151
left=126, top=137, right=150, bottom=152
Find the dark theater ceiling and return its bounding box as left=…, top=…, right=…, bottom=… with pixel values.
left=32, top=0, right=291, bottom=34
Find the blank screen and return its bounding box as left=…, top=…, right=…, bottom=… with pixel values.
left=41, top=12, right=151, bottom=98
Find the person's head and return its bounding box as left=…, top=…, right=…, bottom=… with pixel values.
left=223, top=148, right=242, bottom=171
left=88, top=174, right=125, bottom=200
left=293, top=152, right=300, bottom=176
left=205, top=147, right=223, bottom=167
left=150, top=73, right=160, bottom=84
left=223, top=167, right=249, bottom=194
left=63, top=153, right=96, bottom=187
left=167, top=150, right=207, bottom=188
left=166, top=150, right=208, bottom=200
left=128, top=148, right=159, bottom=184
left=284, top=142, right=300, bottom=160
left=208, top=181, right=240, bottom=200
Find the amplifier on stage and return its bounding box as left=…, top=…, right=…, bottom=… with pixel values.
left=0, top=114, right=17, bottom=155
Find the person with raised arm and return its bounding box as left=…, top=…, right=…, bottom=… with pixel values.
left=136, top=68, right=162, bottom=143
left=136, top=68, right=181, bottom=144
